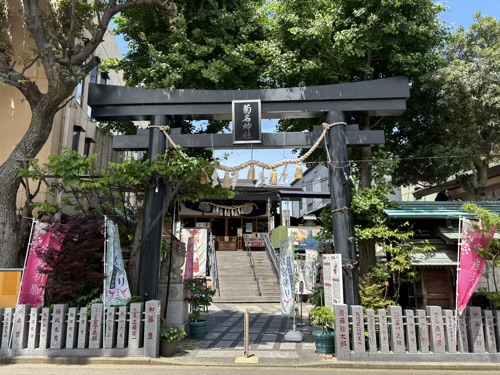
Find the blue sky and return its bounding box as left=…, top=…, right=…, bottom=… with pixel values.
left=439, top=0, right=499, bottom=29
left=113, top=1, right=499, bottom=184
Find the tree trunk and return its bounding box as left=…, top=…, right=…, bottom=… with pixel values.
left=473, top=159, right=490, bottom=200
left=358, top=239, right=377, bottom=276
left=0, top=83, right=73, bottom=268
left=465, top=158, right=491, bottom=200
left=0, top=179, right=22, bottom=268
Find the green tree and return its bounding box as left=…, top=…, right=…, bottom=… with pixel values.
left=21, top=148, right=232, bottom=293
left=111, top=0, right=267, bottom=90
left=264, top=0, right=446, bottom=187
left=0, top=0, right=175, bottom=268
left=318, top=151, right=399, bottom=274
left=391, top=15, right=500, bottom=200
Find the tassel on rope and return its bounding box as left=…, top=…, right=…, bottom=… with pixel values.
left=280, top=165, right=288, bottom=185
left=211, top=169, right=219, bottom=188
left=255, top=168, right=265, bottom=187
left=295, top=164, right=303, bottom=180
left=200, top=171, right=209, bottom=185
left=231, top=171, right=238, bottom=190
left=247, top=165, right=255, bottom=181
left=270, top=169, right=278, bottom=185
left=223, top=172, right=231, bottom=189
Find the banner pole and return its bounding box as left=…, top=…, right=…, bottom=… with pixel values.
left=103, top=215, right=108, bottom=349
left=17, top=218, right=37, bottom=305
left=456, top=217, right=463, bottom=314
left=455, top=216, right=463, bottom=342
left=12, top=218, right=37, bottom=348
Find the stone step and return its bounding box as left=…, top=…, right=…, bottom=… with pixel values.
left=215, top=246, right=280, bottom=303
left=213, top=296, right=280, bottom=303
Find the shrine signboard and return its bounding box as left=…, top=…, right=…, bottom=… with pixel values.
left=232, top=99, right=261, bottom=144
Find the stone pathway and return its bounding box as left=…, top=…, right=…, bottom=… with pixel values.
left=176, top=302, right=324, bottom=364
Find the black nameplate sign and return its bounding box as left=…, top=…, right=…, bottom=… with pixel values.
left=232, top=99, right=261, bottom=144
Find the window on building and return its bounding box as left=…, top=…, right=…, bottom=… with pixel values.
left=87, top=66, right=100, bottom=119
left=72, top=130, right=81, bottom=152
left=76, top=78, right=84, bottom=106
left=72, top=125, right=85, bottom=152
left=83, top=137, right=95, bottom=156
left=89, top=65, right=99, bottom=84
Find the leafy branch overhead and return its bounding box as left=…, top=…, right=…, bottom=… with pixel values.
left=0, top=1, right=176, bottom=104
left=0, top=0, right=178, bottom=268
left=19, top=147, right=232, bottom=218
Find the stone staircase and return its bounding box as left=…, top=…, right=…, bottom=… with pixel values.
left=213, top=250, right=280, bottom=303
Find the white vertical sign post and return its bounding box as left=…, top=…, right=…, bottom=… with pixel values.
left=279, top=237, right=295, bottom=317
left=323, top=254, right=343, bottom=309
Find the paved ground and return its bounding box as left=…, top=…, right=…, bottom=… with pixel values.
left=2, top=364, right=499, bottom=375
left=173, top=302, right=321, bottom=366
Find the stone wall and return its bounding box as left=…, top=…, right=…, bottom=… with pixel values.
left=0, top=301, right=161, bottom=358
left=334, top=304, right=500, bottom=362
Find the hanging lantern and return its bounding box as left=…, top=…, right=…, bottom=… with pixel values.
left=247, top=165, right=255, bottom=181
left=294, top=164, right=303, bottom=180
left=270, top=169, right=278, bottom=185
left=223, top=172, right=231, bottom=189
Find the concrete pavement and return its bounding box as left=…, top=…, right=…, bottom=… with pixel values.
left=174, top=302, right=320, bottom=366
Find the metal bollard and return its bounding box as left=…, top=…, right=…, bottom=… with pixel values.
left=244, top=309, right=250, bottom=358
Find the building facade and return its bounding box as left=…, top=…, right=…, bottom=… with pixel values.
left=0, top=0, right=124, bottom=210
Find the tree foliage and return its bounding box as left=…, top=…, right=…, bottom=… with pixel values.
left=262, top=0, right=445, bottom=88
left=318, top=151, right=400, bottom=273
left=111, top=0, right=267, bottom=90
left=392, top=15, right=500, bottom=199
left=20, top=147, right=233, bottom=292
left=0, top=0, right=176, bottom=268
left=38, top=218, right=106, bottom=307
left=263, top=0, right=446, bottom=187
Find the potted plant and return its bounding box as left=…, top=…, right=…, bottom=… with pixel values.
left=310, top=306, right=335, bottom=354
left=185, top=277, right=215, bottom=339
left=160, top=326, right=187, bottom=357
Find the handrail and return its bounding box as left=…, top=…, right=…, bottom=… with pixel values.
left=245, top=244, right=262, bottom=297
left=208, top=233, right=220, bottom=297
left=263, top=233, right=279, bottom=281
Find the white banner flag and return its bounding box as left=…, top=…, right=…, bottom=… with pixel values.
left=323, top=254, right=343, bottom=309
left=105, top=220, right=131, bottom=307
left=182, top=228, right=208, bottom=277
left=280, top=237, right=295, bottom=317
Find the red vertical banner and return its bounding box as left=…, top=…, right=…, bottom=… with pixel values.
left=19, top=222, right=65, bottom=307
left=457, top=218, right=495, bottom=313
left=184, top=236, right=194, bottom=282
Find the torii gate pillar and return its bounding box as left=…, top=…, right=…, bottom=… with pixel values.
left=138, top=115, right=168, bottom=301
left=327, top=110, right=359, bottom=306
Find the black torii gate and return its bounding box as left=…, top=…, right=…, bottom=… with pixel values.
left=88, top=76, right=410, bottom=306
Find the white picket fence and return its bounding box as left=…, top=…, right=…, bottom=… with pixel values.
left=0, top=300, right=161, bottom=358
left=334, top=304, right=500, bottom=362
